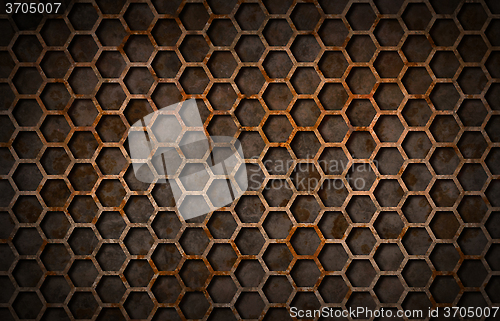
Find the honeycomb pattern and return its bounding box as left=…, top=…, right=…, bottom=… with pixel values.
left=1, top=0, right=500, bottom=320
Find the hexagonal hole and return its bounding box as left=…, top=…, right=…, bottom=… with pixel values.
left=402, top=3, right=432, bottom=30
left=96, top=51, right=126, bottom=78
left=430, top=179, right=460, bottom=207
left=13, top=227, right=43, bottom=255
left=374, top=243, right=404, bottom=271
left=235, top=259, right=265, bottom=287
left=290, top=131, right=321, bottom=159
left=346, top=131, right=376, bottom=159
left=430, top=276, right=460, bottom=304
left=13, top=163, right=43, bottom=191
left=41, top=19, right=71, bottom=46
left=96, top=243, right=127, bottom=271
left=319, top=19, right=349, bottom=46
left=346, top=162, right=376, bottom=191
left=403, top=99, right=432, bottom=127
left=431, top=50, right=460, bottom=78
left=263, top=211, right=293, bottom=239
left=374, top=115, right=404, bottom=142
left=153, top=244, right=182, bottom=272
left=458, top=163, right=488, bottom=191
left=235, top=35, right=265, bottom=63
left=263, top=83, right=293, bottom=111
left=96, top=19, right=127, bottom=46
left=374, top=19, right=404, bottom=46
left=13, top=259, right=42, bottom=287
left=41, top=243, right=71, bottom=271
left=263, top=50, right=293, bottom=79
left=458, top=259, right=488, bottom=288
left=263, top=115, right=293, bottom=143
left=69, top=35, right=98, bottom=62
left=347, top=99, right=376, bottom=127
left=375, top=276, right=405, bottom=303
left=235, top=292, right=265, bottom=319
left=263, top=275, right=293, bottom=303
left=124, top=3, right=154, bottom=30
left=291, top=227, right=321, bottom=255
left=319, top=275, right=349, bottom=303
left=375, top=147, right=404, bottom=175
left=206, top=212, right=236, bottom=240
left=208, top=243, right=237, bottom=271
left=69, top=67, right=99, bottom=95
left=152, top=51, right=181, bottom=79
left=40, top=211, right=70, bottom=240
left=458, top=227, right=488, bottom=255
left=96, top=115, right=127, bottom=142
left=402, top=35, right=432, bottom=62
left=402, top=259, right=432, bottom=287
left=207, top=275, right=237, bottom=303
left=40, top=179, right=71, bottom=207
left=13, top=292, right=43, bottom=319
left=13, top=67, right=43, bottom=94
left=347, top=259, right=376, bottom=286
left=263, top=243, right=293, bottom=271
left=403, top=67, right=432, bottom=95
left=41, top=275, right=71, bottom=304
left=68, top=227, right=99, bottom=255
left=374, top=211, right=404, bottom=239
left=124, top=292, right=154, bottom=319
left=402, top=131, right=432, bottom=159
left=96, top=211, right=126, bottom=239
left=347, top=227, right=376, bottom=255
left=346, top=35, right=376, bottom=62
left=152, top=19, right=182, bottom=46
left=402, top=163, right=432, bottom=191
left=263, top=19, right=293, bottom=46
left=402, top=227, right=432, bottom=255
left=124, top=259, right=154, bottom=287
left=291, top=35, right=321, bottom=62
left=235, top=99, right=265, bottom=127
left=458, top=67, right=488, bottom=95
left=486, top=147, right=500, bottom=175
left=235, top=228, right=265, bottom=255
left=458, top=131, right=488, bottom=159
left=290, top=195, right=320, bottom=223
left=319, top=51, right=348, bottom=79
left=41, top=51, right=71, bottom=78
left=458, top=3, right=487, bottom=30
left=292, top=163, right=322, bottom=193
left=96, top=276, right=126, bottom=303
left=68, top=3, right=98, bottom=30
left=152, top=275, right=182, bottom=303
left=124, top=35, right=155, bottom=63
left=319, top=83, right=349, bottom=110
left=430, top=211, right=460, bottom=240
left=347, top=68, right=378, bottom=95
left=347, top=3, right=376, bottom=30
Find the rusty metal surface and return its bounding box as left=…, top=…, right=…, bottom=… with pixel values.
left=0, top=0, right=499, bottom=319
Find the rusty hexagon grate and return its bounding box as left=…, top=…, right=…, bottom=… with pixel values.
left=0, top=0, right=499, bottom=320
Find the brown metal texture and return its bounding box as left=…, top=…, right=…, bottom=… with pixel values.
left=0, top=0, right=499, bottom=320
